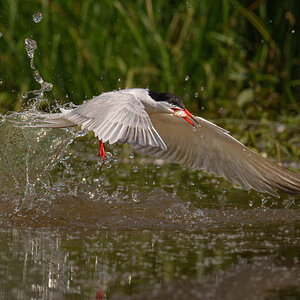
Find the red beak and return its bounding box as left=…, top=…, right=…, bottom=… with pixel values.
left=183, top=109, right=201, bottom=127
left=172, top=108, right=200, bottom=127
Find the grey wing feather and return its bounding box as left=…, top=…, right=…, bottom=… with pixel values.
left=133, top=113, right=300, bottom=197
left=59, top=91, right=167, bottom=149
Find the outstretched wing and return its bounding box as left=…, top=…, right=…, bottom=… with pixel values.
left=133, top=113, right=300, bottom=197
left=61, top=90, right=167, bottom=149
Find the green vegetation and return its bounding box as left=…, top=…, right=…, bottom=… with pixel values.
left=0, top=0, right=299, bottom=118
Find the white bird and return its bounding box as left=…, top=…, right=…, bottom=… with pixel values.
left=33, top=88, right=300, bottom=197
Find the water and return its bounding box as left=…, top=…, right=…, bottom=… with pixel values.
left=32, top=12, right=43, bottom=23
left=22, top=38, right=53, bottom=102
left=0, top=110, right=299, bottom=299
left=0, top=227, right=299, bottom=299
left=24, top=38, right=37, bottom=59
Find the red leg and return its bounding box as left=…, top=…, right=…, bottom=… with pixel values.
left=97, top=137, right=106, bottom=161
left=96, top=289, right=102, bottom=300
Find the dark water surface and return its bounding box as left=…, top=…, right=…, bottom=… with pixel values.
left=0, top=112, right=299, bottom=299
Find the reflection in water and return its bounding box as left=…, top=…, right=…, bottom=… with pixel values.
left=0, top=111, right=299, bottom=298
left=0, top=227, right=299, bottom=299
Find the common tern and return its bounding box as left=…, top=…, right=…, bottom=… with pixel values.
left=34, top=88, right=300, bottom=197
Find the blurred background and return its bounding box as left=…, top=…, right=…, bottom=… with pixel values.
left=0, top=0, right=299, bottom=121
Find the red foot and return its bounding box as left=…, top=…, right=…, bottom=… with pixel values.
left=97, top=137, right=106, bottom=161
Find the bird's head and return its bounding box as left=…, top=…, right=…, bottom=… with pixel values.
left=148, top=90, right=200, bottom=128
left=148, top=90, right=185, bottom=109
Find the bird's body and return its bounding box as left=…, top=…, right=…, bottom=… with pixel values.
left=34, top=88, right=300, bottom=197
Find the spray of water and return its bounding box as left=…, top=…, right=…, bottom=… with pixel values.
left=22, top=38, right=53, bottom=107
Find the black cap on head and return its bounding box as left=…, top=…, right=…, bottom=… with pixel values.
left=148, top=90, right=185, bottom=109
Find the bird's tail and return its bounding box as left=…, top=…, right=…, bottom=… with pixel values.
left=24, top=111, right=76, bottom=128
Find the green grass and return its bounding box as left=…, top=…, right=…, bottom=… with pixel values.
left=0, top=0, right=299, bottom=121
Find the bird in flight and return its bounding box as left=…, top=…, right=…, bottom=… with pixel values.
left=33, top=88, right=300, bottom=197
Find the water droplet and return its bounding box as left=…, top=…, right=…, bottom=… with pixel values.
left=0, top=79, right=2, bottom=85
left=117, top=185, right=124, bottom=191
left=249, top=200, right=253, bottom=207
left=261, top=198, right=267, bottom=205
left=291, top=29, right=295, bottom=34
left=132, top=166, right=138, bottom=173
left=34, top=70, right=43, bottom=84
left=193, top=127, right=197, bottom=131
left=88, top=192, right=95, bottom=199
left=269, top=19, right=273, bottom=23
left=22, top=92, right=29, bottom=98
left=201, top=106, right=205, bottom=110
left=33, top=12, right=43, bottom=23
left=41, top=81, right=53, bottom=91
left=118, top=78, right=121, bottom=82
left=129, top=153, right=134, bottom=159
left=243, top=148, right=246, bottom=152
left=194, top=92, right=199, bottom=98
left=132, top=191, right=138, bottom=202
left=0, top=32, right=2, bottom=38
left=24, top=38, right=37, bottom=58
left=185, top=75, right=189, bottom=81
left=200, top=86, right=204, bottom=91
left=102, top=191, right=108, bottom=198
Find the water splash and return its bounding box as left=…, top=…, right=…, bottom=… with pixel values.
left=23, top=38, right=53, bottom=107
left=32, top=12, right=43, bottom=23
left=24, top=38, right=37, bottom=59
left=0, top=111, right=212, bottom=228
